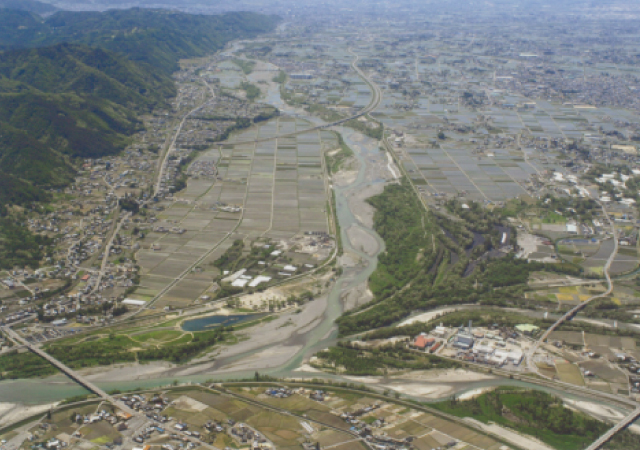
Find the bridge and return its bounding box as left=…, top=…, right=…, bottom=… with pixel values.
left=1, top=326, right=136, bottom=416
left=585, top=408, right=640, bottom=450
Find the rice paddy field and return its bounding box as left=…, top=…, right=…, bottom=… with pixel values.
left=397, top=144, right=534, bottom=201
left=527, top=285, right=606, bottom=306
left=543, top=330, right=637, bottom=393
left=219, top=386, right=506, bottom=450
left=26, top=385, right=506, bottom=450
left=132, top=117, right=333, bottom=309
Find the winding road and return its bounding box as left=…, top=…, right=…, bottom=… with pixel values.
left=523, top=202, right=640, bottom=449
left=526, top=201, right=618, bottom=371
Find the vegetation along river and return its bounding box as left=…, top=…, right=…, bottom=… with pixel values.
left=0, top=65, right=633, bottom=422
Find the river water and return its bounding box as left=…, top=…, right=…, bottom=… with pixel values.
left=0, top=57, right=635, bottom=423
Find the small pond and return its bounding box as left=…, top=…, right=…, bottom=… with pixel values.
left=181, top=313, right=266, bottom=332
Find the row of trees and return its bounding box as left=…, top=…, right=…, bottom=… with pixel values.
left=314, top=341, right=460, bottom=376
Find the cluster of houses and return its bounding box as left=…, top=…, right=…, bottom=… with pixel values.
left=229, top=423, right=272, bottom=449
left=264, top=387, right=293, bottom=398
left=120, top=394, right=170, bottom=415
left=340, top=403, right=383, bottom=429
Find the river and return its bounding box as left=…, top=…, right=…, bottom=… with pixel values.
left=0, top=48, right=636, bottom=426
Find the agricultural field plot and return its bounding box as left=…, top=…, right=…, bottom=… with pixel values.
left=579, top=238, right=639, bottom=275
left=555, top=361, right=586, bottom=386
left=549, top=331, right=585, bottom=347
left=188, top=387, right=506, bottom=450
left=584, top=334, right=636, bottom=351
left=580, top=360, right=629, bottom=385
left=414, top=414, right=502, bottom=450
left=391, top=141, right=536, bottom=202
left=131, top=117, right=332, bottom=309
left=543, top=285, right=601, bottom=305
left=528, top=285, right=602, bottom=306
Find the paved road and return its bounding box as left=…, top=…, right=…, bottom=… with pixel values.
left=1, top=326, right=136, bottom=416
left=585, top=407, right=640, bottom=450
left=89, top=210, right=131, bottom=296
left=527, top=201, right=618, bottom=372
left=523, top=202, right=640, bottom=449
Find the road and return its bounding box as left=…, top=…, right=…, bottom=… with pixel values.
left=89, top=210, right=131, bottom=296
left=585, top=407, right=640, bottom=450
left=526, top=201, right=618, bottom=373
left=1, top=326, right=136, bottom=416
left=348, top=48, right=383, bottom=113
left=523, top=202, right=640, bottom=449
left=153, top=86, right=216, bottom=197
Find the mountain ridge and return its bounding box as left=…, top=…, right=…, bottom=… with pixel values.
left=0, top=7, right=279, bottom=268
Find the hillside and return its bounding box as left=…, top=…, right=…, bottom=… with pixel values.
left=0, top=0, right=57, bottom=15
left=0, top=42, right=170, bottom=204
left=0, top=9, right=280, bottom=74
left=0, top=43, right=175, bottom=109
left=0, top=8, right=279, bottom=268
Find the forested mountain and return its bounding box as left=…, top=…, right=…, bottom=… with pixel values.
left=0, top=8, right=278, bottom=207
left=0, top=0, right=57, bottom=15
left=0, top=7, right=279, bottom=267
left=0, top=8, right=279, bottom=74
left=0, top=43, right=172, bottom=210
left=0, top=43, right=175, bottom=108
